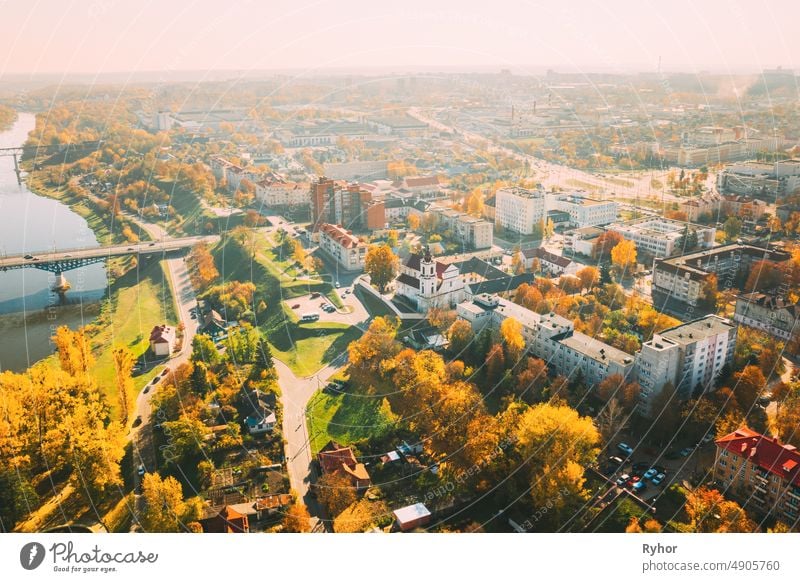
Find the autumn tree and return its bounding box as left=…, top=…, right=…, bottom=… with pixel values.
left=192, top=333, right=222, bottom=366
left=364, top=244, right=399, bottom=293
left=112, top=346, right=136, bottom=423
left=576, top=266, right=600, bottom=292
left=514, top=402, right=600, bottom=529
left=188, top=242, right=219, bottom=290
left=610, top=239, right=637, bottom=277
left=515, top=357, right=548, bottom=403
left=732, top=365, right=766, bottom=411
left=407, top=213, right=421, bottom=231
left=500, top=317, right=525, bottom=362
left=283, top=501, right=312, bottom=532
left=347, top=317, right=401, bottom=386
left=140, top=473, right=201, bottom=532
left=684, top=486, right=756, bottom=533
left=723, top=217, right=742, bottom=242
left=315, top=471, right=356, bottom=517
left=486, top=343, right=506, bottom=386
left=447, top=319, right=475, bottom=357
left=53, top=326, right=94, bottom=377
left=596, top=398, right=629, bottom=444
left=593, top=230, right=624, bottom=260
left=774, top=395, right=800, bottom=447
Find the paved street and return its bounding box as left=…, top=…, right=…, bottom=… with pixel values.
left=276, top=355, right=350, bottom=531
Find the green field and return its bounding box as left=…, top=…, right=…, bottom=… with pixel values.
left=268, top=321, right=361, bottom=377
left=90, top=258, right=178, bottom=414
left=213, top=232, right=351, bottom=375
left=307, top=388, right=396, bottom=454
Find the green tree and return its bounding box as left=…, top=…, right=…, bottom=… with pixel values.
left=112, top=346, right=136, bottom=424
left=723, top=217, right=742, bottom=242
left=192, top=334, right=221, bottom=366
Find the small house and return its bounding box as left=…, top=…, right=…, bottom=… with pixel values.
left=244, top=407, right=277, bottom=435
left=393, top=503, right=431, bottom=531
left=318, top=440, right=371, bottom=490
left=149, top=324, right=176, bottom=357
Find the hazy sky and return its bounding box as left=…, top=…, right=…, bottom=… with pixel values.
left=1, top=0, right=798, bottom=75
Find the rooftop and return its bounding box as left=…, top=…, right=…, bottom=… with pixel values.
left=716, top=428, right=800, bottom=487
left=658, top=315, right=735, bottom=345
left=559, top=331, right=634, bottom=367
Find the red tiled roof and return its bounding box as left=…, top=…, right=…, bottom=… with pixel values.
left=318, top=441, right=358, bottom=474
left=716, top=428, right=800, bottom=486
left=404, top=176, right=440, bottom=188
left=320, top=223, right=361, bottom=249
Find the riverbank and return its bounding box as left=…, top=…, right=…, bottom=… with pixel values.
left=0, top=302, right=102, bottom=371
left=23, top=173, right=141, bottom=246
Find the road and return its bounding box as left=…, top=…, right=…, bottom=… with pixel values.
left=0, top=235, right=216, bottom=270
left=409, top=107, right=714, bottom=205
left=276, top=354, right=350, bottom=531
left=124, top=213, right=203, bottom=525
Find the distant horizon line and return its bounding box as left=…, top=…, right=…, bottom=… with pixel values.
left=0, top=63, right=796, bottom=80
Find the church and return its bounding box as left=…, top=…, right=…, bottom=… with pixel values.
left=395, top=249, right=465, bottom=312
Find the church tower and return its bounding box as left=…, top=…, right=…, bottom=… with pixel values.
left=419, top=247, right=436, bottom=299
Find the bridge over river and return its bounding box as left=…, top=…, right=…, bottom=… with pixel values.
left=0, top=234, right=218, bottom=294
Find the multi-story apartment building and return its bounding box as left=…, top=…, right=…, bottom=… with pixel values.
left=722, top=195, right=768, bottom=221
left=718, top=159, right=800, bottom=200
left=734, top=292, right=800, bottom=341
left=563, top=226, right=604, bottom=257
left=431, top=208, right=493, bottom=250
left=652, top=244, right=790, bottom=308
left=456, top=294, right=634, bottom=386
left=255, top=177, right=310, bottom=209
left=635, top=315, right=737, bottom=410
left=310, top=177, right=373, bottom=231
left=609, top=218, right=716, bottom=258
left=680, top=194, right=721, bottom=222
left=714, top=428, right=800, bottom=529
left=318, top=223, right=367, bottom=271
left=495, top=187, right=546, bottom=235
left=548, top=192, right=618, bottom=228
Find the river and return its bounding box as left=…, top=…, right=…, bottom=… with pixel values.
left=0, top=112, right=107, bottom=371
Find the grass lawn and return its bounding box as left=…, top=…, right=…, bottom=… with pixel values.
left=267, top=321, right=361, bottom=377
left=306, top=388, right=396, bottom=454
left=90, top=257, right=178, bottom=417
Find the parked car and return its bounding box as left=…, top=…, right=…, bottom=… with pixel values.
left=310, top=292, right=321, bottom=299
left=607, top=456, right=624, bottom=466
left=143, top=386, right=150, bottom=394
left=617, top=442, right=634, bottom=456
left=132, top=416, right=142, bottom=428
left=632, top=461, right=649, bottom=473
left=632, top=481, right=647, bottom=492
left=615, top=474, right=630, bottom=487
left=137, top=464, right=145, bottom=477
left=651, top=473, right=666, bottom=486
left=679, top=447, right=693, bottom=457
left=24, top=254, right=33, bottom=260
left=292, top=303, right=300, bottom=309
left=643, top=468, right=658, bottom=480
left=701, top=433, right=716, bottom=444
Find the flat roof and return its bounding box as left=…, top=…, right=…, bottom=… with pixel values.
left=559, top=331, right=634, bottom=366
left=393, top=503, right=431, bottom=524
left=658, top=315, right=735, bottom=345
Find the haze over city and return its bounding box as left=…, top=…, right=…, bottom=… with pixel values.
left=0, top=0, right=798, bottom=76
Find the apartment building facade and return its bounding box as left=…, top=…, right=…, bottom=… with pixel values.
left=714, top=428, right=800, bottom=528
left=495, top=187, right=546, bottom=235
left=609, top=218, right=715, bottom=258
left=318, top=223, right=367, bottom=271
left=549, top=193, right=618, bottom=228
left=734, top=292, right=800, bottom=341
left=635, top=315, right=737, bottom=411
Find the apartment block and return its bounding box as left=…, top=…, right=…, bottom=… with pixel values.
left=548, top=192, right=618, bottom=228
left=652, top=244, right=790, bottom=308
left=714, top=428, right=800, bottom=528
left=495, top=187, right=546, bottom=235
left=318, top=223, right=367, bottom=271
left=635, top=315, right=737, bottom=410
left=734, top=292, right=800, bottom=341
left=609, top=218, right=715, bottom=258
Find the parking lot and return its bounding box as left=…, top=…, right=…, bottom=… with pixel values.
left=601, top=438, right=719, bottom=503
left=284, top=287, right=367, bottom=326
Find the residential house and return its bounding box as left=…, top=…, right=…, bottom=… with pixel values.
left=519, top=247, right=579, bottom=276
left=713, top=428, right=800, bottom=528
left=318, top=440, right=371, bottom=490
left=734, top=292, right=800, bottom=341
left=318, top=223, right=368, bottom=271
left=149, top=324, right=175, bottom=357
